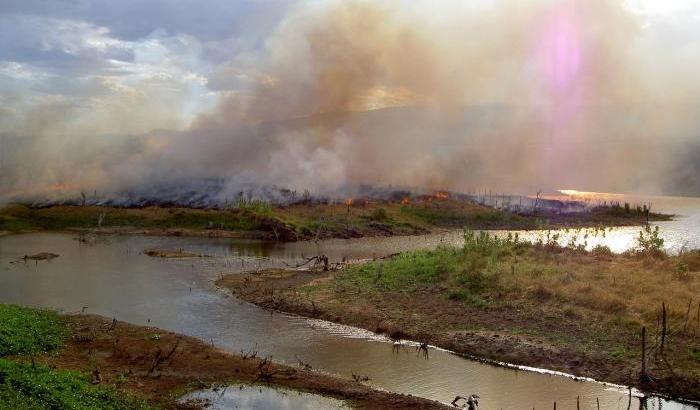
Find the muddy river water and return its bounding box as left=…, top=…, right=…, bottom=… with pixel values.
left=0, top=195, right=698, bottom=409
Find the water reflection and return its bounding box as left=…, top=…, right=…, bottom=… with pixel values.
left=180, top=385, right=349, bottom=410
left=0, top=232, right=697, bottom=409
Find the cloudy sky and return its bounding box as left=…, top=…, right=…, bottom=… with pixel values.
left=1, top=0, right=700, bottom=200
left=0, top=0, right=296, bottom=138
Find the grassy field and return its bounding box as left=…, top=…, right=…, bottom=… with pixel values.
left=0, top=198, right=669, bottom=241
left=0, top=305, right=151, bottom=409
left=219, top=228, right=700, bottom=400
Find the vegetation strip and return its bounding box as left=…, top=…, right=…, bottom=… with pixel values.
left=217, top=229, right=700, bottom=401
left=0, top=198, right=669, bottom=241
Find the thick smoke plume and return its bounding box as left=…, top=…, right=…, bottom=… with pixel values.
left=1, top=0, right=699, bottom=205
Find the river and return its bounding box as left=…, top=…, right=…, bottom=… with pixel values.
left=0, top=194, right=698, bottom=409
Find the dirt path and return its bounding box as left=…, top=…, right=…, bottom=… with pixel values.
left=39, top=314, right=449, bottom=409
left=217, top=268, right=700, bottom=402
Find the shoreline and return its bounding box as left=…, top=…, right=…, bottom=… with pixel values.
left=27, top=312, right=450, bottom=409
left=216, top=263, right=700, bottom=402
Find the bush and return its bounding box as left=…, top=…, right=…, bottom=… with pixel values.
left=591, top=245, right=614, bottom=258
left=369, top=208, right=389, bottom=222
left=448, top=289, right=469, bottom=301
left=462, top=230, right=521, bottom=257
left=675, top=262, right=690, bottom=281
left=0, top=305, right=67, bottom=357
left=635, top=225, right=665, bottom=256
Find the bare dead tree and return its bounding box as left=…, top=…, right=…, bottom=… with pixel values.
left=417, top=341, right=429, bottom=360
left=108, top=317, right=117, bottom=332
left=533, top=190, right=542, bottom=213
left=661, top=303, right=667, bottom=355
left=149, top=337, right=182, bottom=373
left=641, top=327, right=647, bottom=380
left=683, top=299, right=693, bottom=335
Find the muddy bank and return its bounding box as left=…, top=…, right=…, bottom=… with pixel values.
left=143, top=248, right=208, bottom=258
left=43, top=314, right=448, bottom=409
left=72, top=226, right=271, bottom=240
left=217, top=267, right=700, bottom=402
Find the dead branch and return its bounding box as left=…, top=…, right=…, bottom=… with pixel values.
left=149, top=337, right=181, bottom=373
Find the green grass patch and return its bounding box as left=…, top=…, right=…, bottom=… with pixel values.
left=0, top=305, right=67, bottom=357
left=338, top=248, right=456, bottom=292
left=0, top=359, right=152, bottom=409
left=610, top=345, right=633, bottom=360
left=337, top=231, right=524, bottom=296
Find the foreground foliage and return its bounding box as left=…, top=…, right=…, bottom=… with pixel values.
left=0, top=305, right=153, bottom=409
left=0, top=305, right=67, bottom=357
left=0, top=359, right=151, bottom=410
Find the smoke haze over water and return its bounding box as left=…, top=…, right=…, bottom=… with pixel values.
left=1, top=0, right=699, bottom=204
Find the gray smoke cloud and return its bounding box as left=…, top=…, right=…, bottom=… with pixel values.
left=1, top=0, right=699, bottom=204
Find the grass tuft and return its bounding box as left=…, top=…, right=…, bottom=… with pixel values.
left=0, top=359, right=152, bottom=409
left=0, top=305, right=67, bottom=357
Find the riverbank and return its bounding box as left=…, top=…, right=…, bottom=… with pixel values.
left=0, top=304, right=448, bottom=409
left=0, top=198, right=670, bottom=241
left=217, top=234, right=700, bottom=401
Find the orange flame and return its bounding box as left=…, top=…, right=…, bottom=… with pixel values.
left=401, top=197, right=411, bottom=205
left=345, top=198, right=354, bottom=206
left=434, top=191, right=449, bottom=200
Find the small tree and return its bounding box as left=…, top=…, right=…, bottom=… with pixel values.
left=635, top=224, right=664, bottom=256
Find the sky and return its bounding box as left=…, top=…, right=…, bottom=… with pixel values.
left=1, top=0, right=699, bottom=202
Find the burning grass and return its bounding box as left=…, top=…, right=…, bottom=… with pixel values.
left=0, top=195, right=670, bottom=241
left=219, top=231, right=700, bottom=400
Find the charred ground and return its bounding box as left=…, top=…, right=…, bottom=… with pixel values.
left=0, top=193, right=670, bottom=241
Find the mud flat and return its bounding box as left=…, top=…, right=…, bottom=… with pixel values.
left=143, top=248, right=208, bottom=258
left=21, top=312, right=449, bottom=409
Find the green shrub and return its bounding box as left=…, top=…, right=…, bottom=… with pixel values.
left=591, top=245, right=613, bottom=257
left=369, top=208, right=389, bottom=222
left=675, top=262, right=690, bottom=281
left=462, top=230, right=522, bottom=259
left=448, top=289, right=468, bottom=301
left=635, top=225, right=664, bottom=256
left=0, top=305, right=67, bottom=357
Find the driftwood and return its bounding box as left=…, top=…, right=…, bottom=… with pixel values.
left=21, top=252, right=59, bottom=262
left=285, top=255, right=329, bottom=271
